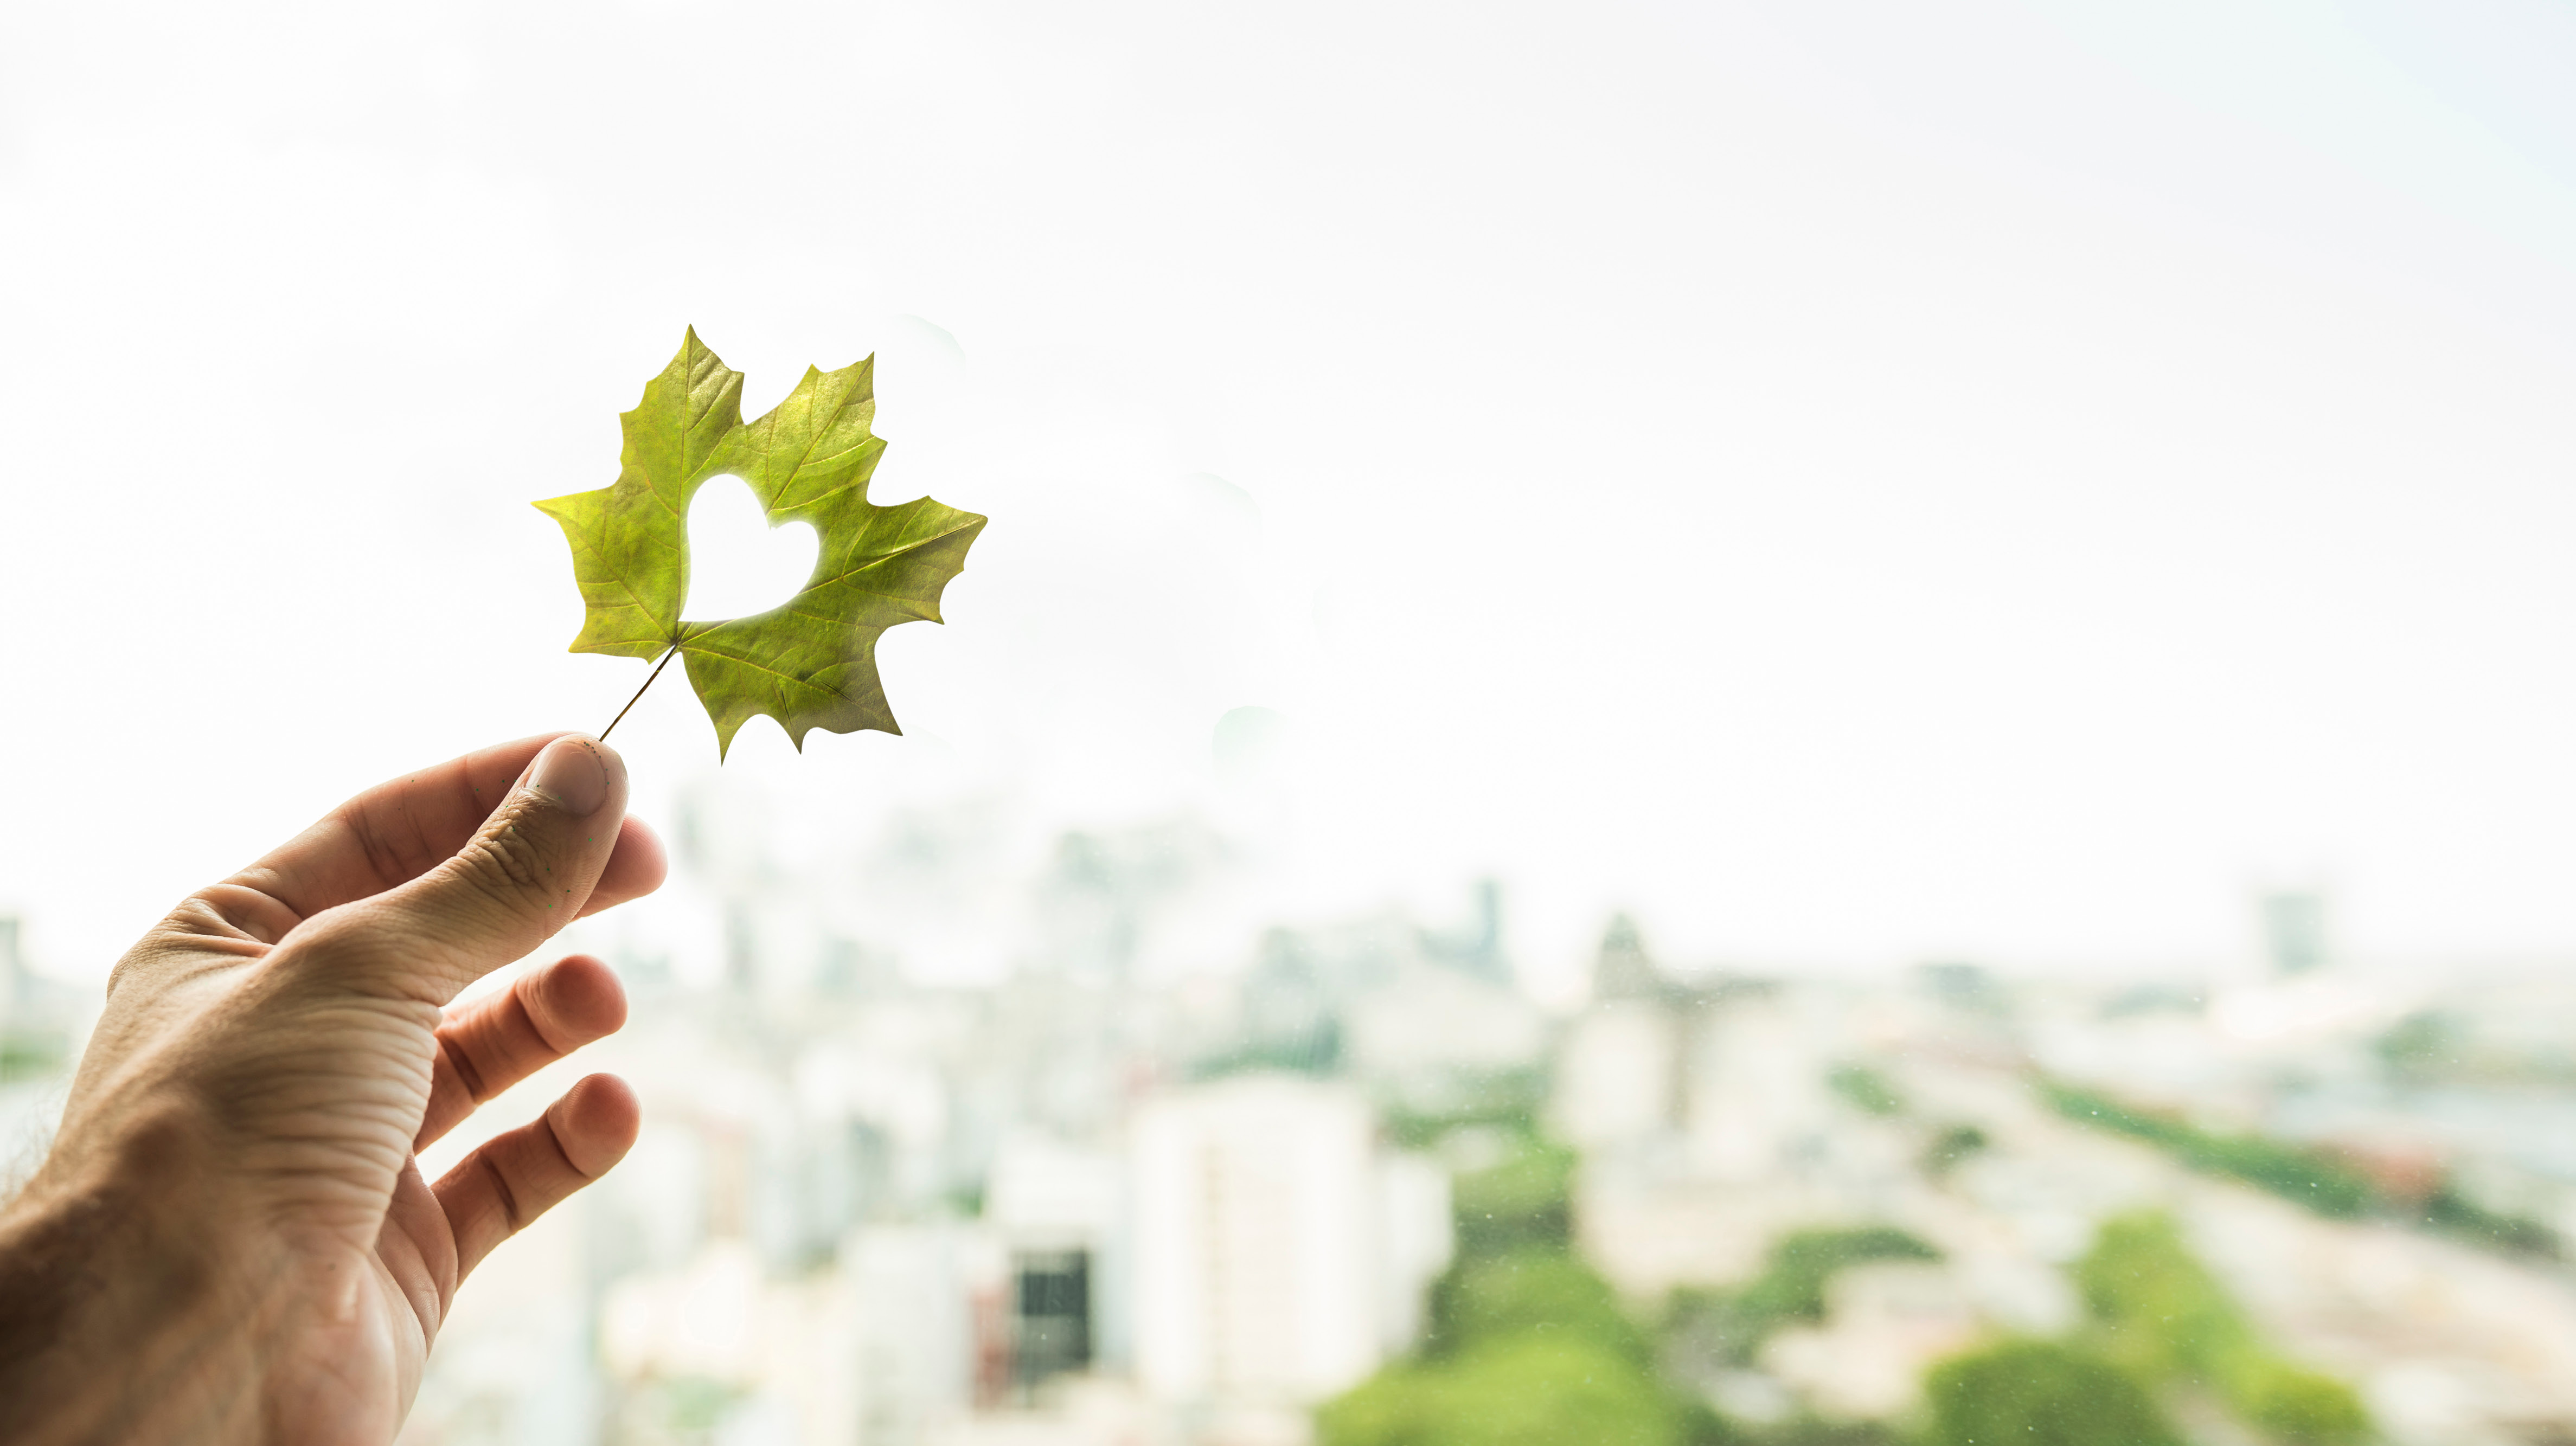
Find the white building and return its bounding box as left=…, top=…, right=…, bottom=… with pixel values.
left=1555, top=998, right=1681, bottom=1152
left=1129, top=1075, right=1450, bottom=1410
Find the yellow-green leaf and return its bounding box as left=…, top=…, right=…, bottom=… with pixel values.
left=536, top=329, right=986, bottom=758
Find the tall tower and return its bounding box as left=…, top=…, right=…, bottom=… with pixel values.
left=1593, top=914, right=1665, bottom=1002
left=2260, top=891, right=2329, bottom=977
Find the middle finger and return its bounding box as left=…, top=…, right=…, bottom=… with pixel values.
left=416, top=953, right=629, bottom=1149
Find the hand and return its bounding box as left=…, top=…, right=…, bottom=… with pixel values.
left=0, top=733, right=667, bottom=1445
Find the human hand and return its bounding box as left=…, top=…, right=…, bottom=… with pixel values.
left=0, top=732, right=667, bottom=1445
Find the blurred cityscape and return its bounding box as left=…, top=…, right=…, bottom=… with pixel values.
left=18, top=815, right=2576, bottom=1446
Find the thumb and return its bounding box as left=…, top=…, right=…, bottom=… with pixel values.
left=328, top=735, right=630, bottom=1002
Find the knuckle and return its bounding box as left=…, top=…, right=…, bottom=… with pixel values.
left=250, top=909, right=402, bottom=1005
left=437, top=1032, right=495, bottom=1104
left=448, top=804, right=570, bottom=918
left=276, top=905, right=400, bottom=974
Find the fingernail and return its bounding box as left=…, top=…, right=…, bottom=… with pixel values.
left=529, top=736, right=610, bottom=815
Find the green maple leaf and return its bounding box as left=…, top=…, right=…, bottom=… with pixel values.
left=536, top=329, right=986, bottom=759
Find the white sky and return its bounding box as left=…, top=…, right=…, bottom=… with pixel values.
left=7, top=0, right=2576, bottom=992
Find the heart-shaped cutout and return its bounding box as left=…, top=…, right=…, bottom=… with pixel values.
left=682, top=475, right=820, bottom=622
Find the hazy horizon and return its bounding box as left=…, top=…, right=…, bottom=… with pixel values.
left=9, top=0, right=2576, bottom=988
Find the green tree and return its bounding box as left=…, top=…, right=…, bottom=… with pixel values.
left=1921, top=1123, right=1989, bottom=1180
left=2077, top=1212, right=2250, bottom=1385
left=1450, top=1137, right=1578, bottom=1257
left=1921, top=1340, right=2183, bottom=1446
left=1318, top=1337, right=1681, bottom=1446
left=2233, top=1357, right=2373, bottom=1446
left=2075, top=1212, right=2368, bottom=1446
left=1433, top=1248, right=1652, bottom=1362
left=1323, top=1116, right=1735, bottom=1446
left=1738, top=1229, right=1940, bottom=1326
left=1826, top=1064, right=1905, bottom=1116
left=2038, top=1082, right=2373, bottom=1217
left=1668, top=1227, right=1942, bottom=1367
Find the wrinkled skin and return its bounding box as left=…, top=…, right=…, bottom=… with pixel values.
left=0, top=733, right=666, bottom=1445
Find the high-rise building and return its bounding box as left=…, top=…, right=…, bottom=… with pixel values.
left=1129, top=1075, right=1450, bottom=1409
left=2261, top=890, right=2330, bottom=976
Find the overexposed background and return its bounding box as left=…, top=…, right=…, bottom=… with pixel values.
left=7, top=0, right=2576, bottom=992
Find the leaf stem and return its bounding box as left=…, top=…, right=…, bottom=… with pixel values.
left=599, top=644, right=679, bottom=742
